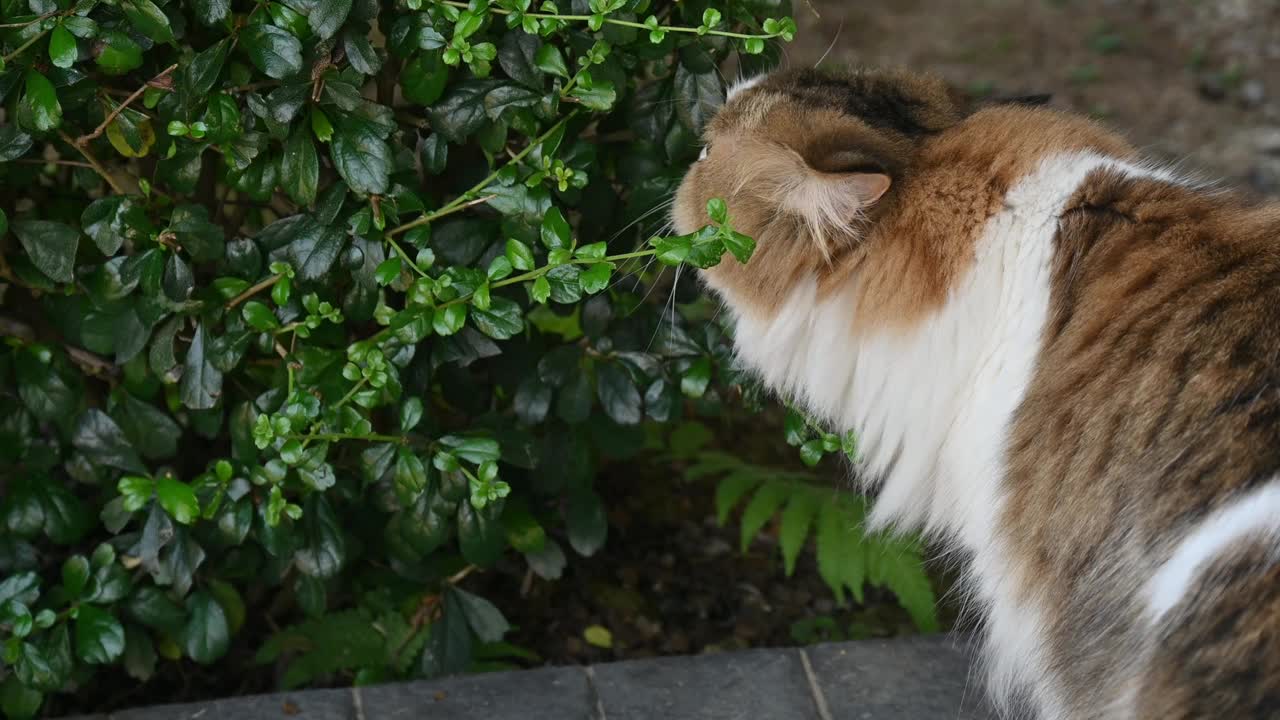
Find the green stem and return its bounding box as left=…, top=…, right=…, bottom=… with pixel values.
left=386, top=235, right=429, bottom=278
left=438, top=0, right=784, bottom=40
left=333, top=377, right=369, bottom=412
left=284, top=431, right=408, bottom=444
left=298, top=377, right=369, bottom=449
left=386, top=110, right=580, bottom=239
left=436, top=248, right=657, bottom=309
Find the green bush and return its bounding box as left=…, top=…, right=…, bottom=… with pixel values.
left=0, top=0, right=808, bottom=714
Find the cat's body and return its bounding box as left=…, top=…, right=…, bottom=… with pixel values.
left=674, top=68, right=1280, bottom=719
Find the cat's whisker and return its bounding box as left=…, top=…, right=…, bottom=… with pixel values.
left=814, top=19, right=843, bottom=69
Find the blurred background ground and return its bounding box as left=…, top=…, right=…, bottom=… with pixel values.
left=494, top=0, right=1280, bottom=670
left=790, top=0, right=1280, bottom=193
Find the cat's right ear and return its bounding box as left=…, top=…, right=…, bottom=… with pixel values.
left=810, top=150, right=893, bottom=205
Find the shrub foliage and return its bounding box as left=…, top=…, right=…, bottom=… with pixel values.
left=0, top=0, right=807, bottom=714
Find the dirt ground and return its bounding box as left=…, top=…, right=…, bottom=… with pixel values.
left=788, top=0, right=1280, bottom=193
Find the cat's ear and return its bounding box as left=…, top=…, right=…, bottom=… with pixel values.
left=772, top=147, right=893, bottom=258
left=810, top=150, right=893, bottom=204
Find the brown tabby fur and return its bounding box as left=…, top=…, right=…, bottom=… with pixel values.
left=675, top=66, right=1280, bottom=718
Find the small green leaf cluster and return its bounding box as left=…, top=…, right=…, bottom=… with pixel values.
left=0, top=0, right=795, bottom=715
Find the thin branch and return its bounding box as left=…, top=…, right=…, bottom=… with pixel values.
left=225, top=274, right=282, bottom=309
left=77, top=63, right=178, bottom=146
left=14, top=158, right=94, bottom=169
left=1, top=27, right=49, bottom=64
left=58, top=130, right=127, bottom=195
left=0, top=10, right=56, bottom=28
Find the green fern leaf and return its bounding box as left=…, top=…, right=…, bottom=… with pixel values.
left=714, top=470, right=761, bottom=526
left=815, top=498, right=853, bottom=604
left=738, top=480, right=790, bottom=552
left=256, top=608, right=401, bottom=689
left=778, top=488, right=819, bottom=576
left=880, top=541, right=939, bottom=632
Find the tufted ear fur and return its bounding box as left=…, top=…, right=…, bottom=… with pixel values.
left=737, top=138, right=893, bottom=262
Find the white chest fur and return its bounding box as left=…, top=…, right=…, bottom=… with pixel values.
left=706, top=152, right=1172, bottom=718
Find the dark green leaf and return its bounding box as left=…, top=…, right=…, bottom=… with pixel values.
left=18, top=71, right=62, bottom=133
left=73, top=409, right=146, bottom=474
left=121, top=0, right=173, bottom=42
left=0, top=675, right=43, bottom=720
left=180, top=323, right=223, bottom=410
left=401, top=52, right=448, bottom=106
left=449, top=587, right=509, bottom=643
left=566, top=490, right=607, bottom=557
left=0, top=125, right=34, bottom=162
left=420, top=594, right=470, bottom=678
left=113, top=392, right=180, bottom=460
left=674, top=57, right=723, bottom=133
left=596, top=362, right=641, bottom=425
left=539, top=207, right=571, bottom=250
left=15, top=349, right=78, bottom=423
left=240, top=24, right=303, bottom=80
left=192, top=0, right=229, bottom=24
left=185, top=39, right=229, bottom=97
left=48, top=25, right=76, bottom=69
left=162, top=253, right=194, bottom=301
left=331, top=116, right=391, bottom=196
left=278, top=127, right=316, bottom=205
left=533, top=44, right=568, bottom=78
left=569, top=80, right=616, bottom=111
left=309, top=0, right=352, bottom=39
left=75, top=605, right=125, bottom=664
left=123, top=623, right=157, bottom=681
left=426, top=80, right=497, bottom=143
left=470, top=296, right=523, bottom=340
left=457, top=502, right=503, bottom=567
left=0, top=573, right=39, bottom=606
left=513, top=376, right=551, bottom=424
left=497, top=31, right=542, bottom=89
left=12, top=220, right=77, bottom=283
left=62, top=555, right=90, bottom=598
left=287, top=219, right=345, bottom=282
left=181, top=591, right=230, bottom=664
left=294, top=494, right=346, bottom=579
left=95, top=30, right=143, bottom=74
left=343, top=28, right=381, bottom=75
left=126, top=586, right=187, bottom=634
left=556, top=371, right=592, bottom=424
left=156, top=477, right=199, bottom=525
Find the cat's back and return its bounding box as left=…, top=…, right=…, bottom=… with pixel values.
left=999, top=132, right=1280, bottom=718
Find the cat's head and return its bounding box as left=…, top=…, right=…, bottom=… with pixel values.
left=673, top=66, right=967, bottom=317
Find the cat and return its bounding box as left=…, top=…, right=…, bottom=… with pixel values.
left=673, top=66, right=1280, bottom=720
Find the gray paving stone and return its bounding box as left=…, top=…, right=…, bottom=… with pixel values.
left=108, top=688, right=353, bottom=720
left=805, top=635, right=997, bottom=720
left=358, top=665, right=592, bottom=720
left=591, top=647, right=820, bottom=720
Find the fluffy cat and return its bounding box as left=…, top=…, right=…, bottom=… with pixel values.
left=673, top=66, right=1280, bottom=719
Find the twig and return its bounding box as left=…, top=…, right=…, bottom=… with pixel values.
left=0, top=11, right=55, bottom=28
left=14, top=158, right=94, bottom=169
left=1, top=27, right=49, bottom=64
left=77, top=63, right=178, bottom=146
left=57, top=130, right=126, bottom=195
left=225, top=273, right=282, bottom=309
